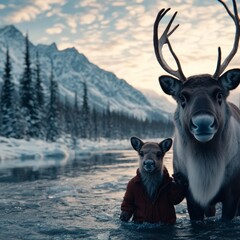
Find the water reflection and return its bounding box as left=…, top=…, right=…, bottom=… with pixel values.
left=0, top=150, right=137, bottom=183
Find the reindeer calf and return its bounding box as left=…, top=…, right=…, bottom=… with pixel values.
left=120, top=137, right=187, bottom=224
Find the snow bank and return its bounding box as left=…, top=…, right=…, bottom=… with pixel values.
left=0, top=136, right=133, bottom=169
left=0, top=137, right=70, bottom=169
left=0, top=137, right=69, bottom=161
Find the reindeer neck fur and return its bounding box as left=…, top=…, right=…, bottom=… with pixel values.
left=139, top=168, right=164, bottom=201
left=176, top=117, right=232, bottom=207
left=186, top=139, right=225, bottom=207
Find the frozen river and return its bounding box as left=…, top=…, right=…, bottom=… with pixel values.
left=1, top=149, right=240, bottom=239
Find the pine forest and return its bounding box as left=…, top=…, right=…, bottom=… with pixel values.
left=0, top=34, right=174, bottom=142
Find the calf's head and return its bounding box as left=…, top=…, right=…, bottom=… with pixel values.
left=131, top=137, right=172, bottom=173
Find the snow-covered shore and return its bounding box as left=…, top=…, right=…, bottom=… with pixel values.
left=0, top=136, right=166, bottom=170
left=0, top=137, right=132, bottom=166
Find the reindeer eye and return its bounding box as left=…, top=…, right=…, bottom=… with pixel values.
left=179, top=94, right=187, bottom=108
left=139, top=151, right=144, bottom=157
left=216, top=92, right=223, bottom=105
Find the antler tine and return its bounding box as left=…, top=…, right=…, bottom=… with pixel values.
left=213, top=0, right=240, bottom=79
left=213, top=47, right=222, bottom=79
left=153, top=8, right=187, bottom=81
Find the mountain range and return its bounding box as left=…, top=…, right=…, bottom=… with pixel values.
left=0, top=25, right=175, bottom=121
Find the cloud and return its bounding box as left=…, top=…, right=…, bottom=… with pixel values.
left=0, top=4, right=5, bottom=10
left=34, top=0, right=66, bottom=11
left=112, top=2, right=127, bottom=7
left=79, top=13, right=96, bottom=25
left=7, top=6, right=40, bottom=23
left=58, top=42, right=76, bottom=50
left=46, top=23, right=65, bottom=35
left=66, top=17, right=78, bottom=33
left=37, top=36, right=49, bottom=43
left=6, top=0, right=67, bottom=23
left=115, top=18, right=131, bottom=30
left=126, top=5, right=145, bottom=16
left=77, top=0, right=102, bottom=9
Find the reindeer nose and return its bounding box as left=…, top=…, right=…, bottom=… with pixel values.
left=144, top=159, right=155, bottom=168
left=191, top=114, right=215, bottom=131
left=190, top=114, right=217, bottom=142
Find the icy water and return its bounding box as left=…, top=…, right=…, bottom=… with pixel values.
left=1, top=150, right=240, bottom=239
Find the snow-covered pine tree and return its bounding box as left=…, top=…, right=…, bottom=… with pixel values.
left=31, top=51, right=45, bottom=139
left=46, top=61, right=60, bottom=142
left=14, top=101, right=28, bottom=139
left=81, top=82, right=90, bottom=138
left=100, top=110, right=107, bottom=138
left=73, top=90, right=81, bottom=139
left=19, top=33, right=34, bottom=139
left=64, top=96, right=73, bottom=135
left=105, top=102, right=112, bottom=139
left=0, top=47, right=16, bottom=137
left=91, top=107, right=98, bottom=141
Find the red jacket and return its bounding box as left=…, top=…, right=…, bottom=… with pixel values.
left=121, top=168, right=185, bottom=224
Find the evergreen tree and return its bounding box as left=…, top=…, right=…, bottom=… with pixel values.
left=46, top=61, right=60, bottom=142
left=14, top=102, right=27, bottom=139
left=73, top=91, right=81, bottom=139
left=105, top=102, right=112, bottom=139
left=31, top=51, right=45, bottom=139
left=81, top=82, right=90, bottom=138
left=19, top=33, right=34, bottom=139
left=0, top=48, right=16, bottom=137
left=64, top=96, right=72, bottom=135
left=91, top=107, right=98, bottom=141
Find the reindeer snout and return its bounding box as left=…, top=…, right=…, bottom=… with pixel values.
left=190, top=114, right=217, bottom=142
left=143, top=159, right=156, bottom=172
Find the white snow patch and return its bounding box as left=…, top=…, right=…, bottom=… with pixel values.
left=0, top=136, right=135, bottom=169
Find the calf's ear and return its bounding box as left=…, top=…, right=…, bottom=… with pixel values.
left=219, top=68, right=240, bottom=91
left=130, top=137, right=144, bottom=152
left=159, top=75, right=182, bottom=98
left=160, top=138, right=172, bottom=153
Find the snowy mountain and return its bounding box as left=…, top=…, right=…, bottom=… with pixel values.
left=0, top=25, right=173, bottom=120
left=139, top=88, right=176, bottom=114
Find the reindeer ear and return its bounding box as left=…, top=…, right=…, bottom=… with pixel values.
left=159, top=75, right=182, bottom=97
left=219, top=69, right=240, bottom=91
left=160, top=138, right=172, bottom=153
left=131, top=137, right=144, bottom=152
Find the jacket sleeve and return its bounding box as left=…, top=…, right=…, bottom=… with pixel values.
left=168, top=182, right=186, bottom=205
left=121, top=179, right=135, bottom=214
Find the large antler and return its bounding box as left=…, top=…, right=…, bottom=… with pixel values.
left=213, top=0, right=240, bottom=79
left=153, top=8, right=187, bottom=81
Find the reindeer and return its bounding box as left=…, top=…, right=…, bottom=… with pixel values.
left=120, top=137, right=187, bottom=224
left=153, top=0, right=240, bottom=221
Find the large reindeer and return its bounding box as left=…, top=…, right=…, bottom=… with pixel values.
left=153, top=0, right=240, bottom=221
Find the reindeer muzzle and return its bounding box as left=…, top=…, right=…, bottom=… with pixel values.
left=190, top=114, right=217, bottom=142
left=143, top=159, right=156, bottom=172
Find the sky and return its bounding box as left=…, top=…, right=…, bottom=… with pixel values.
left=0, top=0, right=239, bottom=98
